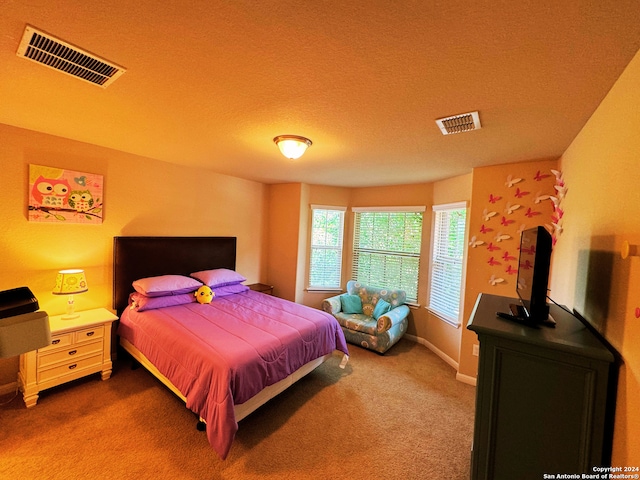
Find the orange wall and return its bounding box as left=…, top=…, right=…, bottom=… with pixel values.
left=550, top=48, right=640, bottom=466
left=457, top=159, right=558, bottom=381
left=0, top=123, right=268, bottom=388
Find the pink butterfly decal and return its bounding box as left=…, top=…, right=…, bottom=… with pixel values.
left=480, top=224, right=493, bottom=234
left=489, top=194, right=502, bottom=204
left=486, top=242, right=500, bottom=252
left=534, top=170, right=551, bottom=181
left=514, top=188, right=530, bottom=198
left=488, top=257, right=501, bottom=266
left=520, top=260, right=534, bottom=269
left=501, top=216, right=515, bottom=226
left=502, top=251, right=517, bottom=262
left=554, top=206, right=564, bottom=219
left=525, top=207, right=541, bottom=218
left=505, top=265, right=518, bottom=275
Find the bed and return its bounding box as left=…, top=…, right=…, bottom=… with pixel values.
left=113, top=236, right=349, bottom=459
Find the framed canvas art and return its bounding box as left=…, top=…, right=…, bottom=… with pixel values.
left=28, top=165, right=103, bottom=224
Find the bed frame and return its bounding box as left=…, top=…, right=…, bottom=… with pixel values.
left=112, top=236, right=330, bottom=422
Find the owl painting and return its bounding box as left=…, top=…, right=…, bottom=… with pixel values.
left=29, top=164, right=104, bottom=224
left=31, top=176, right=71, bottom=208
left=68, top=190, right=94, bottom=212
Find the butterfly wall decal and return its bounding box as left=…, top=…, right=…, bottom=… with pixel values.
left=505, top=175, right=523, bottom=188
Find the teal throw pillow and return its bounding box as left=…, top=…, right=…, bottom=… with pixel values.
left=373, top=298, right=392, bottom=320
left=340, top=294, right=363, bottom=314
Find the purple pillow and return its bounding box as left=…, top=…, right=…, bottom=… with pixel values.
left=212, top=283, right=249, bottom=297
left=190, top=268, right=246, bottom=288
left=129, top=292, right=196, bottom=312
left=132, top=275, right=202, bottom=297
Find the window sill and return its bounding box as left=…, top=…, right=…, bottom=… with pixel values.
left=426, top=307, right=461, bottom=328
left=306, top=288, right=343, bottom=293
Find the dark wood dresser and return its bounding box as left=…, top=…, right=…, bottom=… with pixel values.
left=467, top=293, right=617, bottom=480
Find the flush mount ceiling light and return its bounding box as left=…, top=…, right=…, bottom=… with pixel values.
left=435, top=111, right=481, bottom=135
left=273, top=135, right=312, bottom=159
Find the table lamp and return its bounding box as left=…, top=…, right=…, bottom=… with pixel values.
left=52, top=269, right=88, bottom=319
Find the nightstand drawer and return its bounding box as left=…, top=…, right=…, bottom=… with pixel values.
left=37, top=354, right=103, bottom=383
left=74, top=325, right=104, bottom=344
left=39, top=333, right=73, bottom=353
left=38, top=339, right=102, bottom=369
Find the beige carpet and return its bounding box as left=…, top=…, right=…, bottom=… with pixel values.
left=0, top=339, right=476, bottom=480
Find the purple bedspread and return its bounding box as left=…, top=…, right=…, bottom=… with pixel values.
left=118, top=290, right=348, bottom=459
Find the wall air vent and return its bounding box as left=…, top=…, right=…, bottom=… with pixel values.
left=16, top=25, right=126, bottom=88
left=436, top=111, right=481, bottom=135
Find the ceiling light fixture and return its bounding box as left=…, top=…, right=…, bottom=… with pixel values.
left=273, top=135, right=312, bottom=159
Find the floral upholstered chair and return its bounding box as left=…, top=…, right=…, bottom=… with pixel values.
left=322, top=280, right=410, bottom=354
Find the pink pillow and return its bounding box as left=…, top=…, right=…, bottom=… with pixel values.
left=132, top=275, right=202, bottom=297
left=190, top=268, right=246, bottom=288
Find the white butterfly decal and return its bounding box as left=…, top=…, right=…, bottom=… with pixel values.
left=554, top=185, right=568, bottom=201
left=505, top=175, right=523, bottom=188
left=547, top=221, right=563, bottom=235
left=551, top=169, right=564, bottom=182
left=534, top=192, right=551, bottom=204
left=505, top=202, right=521, bottom=215
left=517, top=224, right=527, bottom=236
left=482, top=208, right=497, bottom=221
left=469, top=236, right=486, bottom=248
left=489, top=275, right=506, bottom=286
left=494, top=232, right=511, bottom=243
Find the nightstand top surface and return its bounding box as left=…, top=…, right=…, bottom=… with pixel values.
left=48, top=307, right=118, bottom=333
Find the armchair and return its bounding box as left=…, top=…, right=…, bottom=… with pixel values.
left=322, top=280, right=410, bottom=354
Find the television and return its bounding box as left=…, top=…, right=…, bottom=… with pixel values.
left=512, top=226, right=553, bottom=325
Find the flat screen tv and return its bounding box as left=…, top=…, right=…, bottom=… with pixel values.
left=514, top=226, right=553, bottom=324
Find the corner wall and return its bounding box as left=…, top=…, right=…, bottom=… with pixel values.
left=550, top=48, right=640, bottom=466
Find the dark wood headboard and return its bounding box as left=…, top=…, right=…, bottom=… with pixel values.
left=113, top=236, right=236, bottom=315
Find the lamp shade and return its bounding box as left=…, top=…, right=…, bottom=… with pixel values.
left=273, top=135, right=312, bottom=160
left=52, top=269, right=88, bottom=295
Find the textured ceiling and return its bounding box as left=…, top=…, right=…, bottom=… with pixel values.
left=1, top=1, right=640, bottom=187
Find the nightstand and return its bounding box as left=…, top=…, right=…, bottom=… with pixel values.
left=18, top=307, right=118, bottom=407
left=248, top=283, right=274, bottom=295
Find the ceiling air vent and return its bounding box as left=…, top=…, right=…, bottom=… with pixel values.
left=16, top=25, right=126, bottom=88
left=436, top=111, right=481, bottom=135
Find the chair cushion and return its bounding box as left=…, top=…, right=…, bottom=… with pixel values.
left=333, top=312, right=378, bottom=335
left=340, top=294, right=363, bottom=314
left=372, top=298, right=391, bottom=320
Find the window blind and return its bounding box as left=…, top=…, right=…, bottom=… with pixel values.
left=309, top=207, right=345, bottom=289
left=429, top=203, right=467, bottom=325
left=352, top=208, right=424, bottom=302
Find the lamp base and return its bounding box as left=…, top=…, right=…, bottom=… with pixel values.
left=61, top=312, right=80, bottom=320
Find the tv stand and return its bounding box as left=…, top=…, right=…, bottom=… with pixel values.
left=497, top=306, right=557, bottom=327
left=469, top=293, right=616, bottom=480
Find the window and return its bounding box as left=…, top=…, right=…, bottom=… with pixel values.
left=352, top=207, right=424, bottom=303
left=429, top=202, right=468, bottom=326
left=308, top=206, right=346, bottom=290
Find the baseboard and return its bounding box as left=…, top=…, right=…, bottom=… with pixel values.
left=455, top=372, right=477, bottom=387
left=405, top=334, right=477, bottom=386
left=405, top=334, right=459, bottom=370
left=0, top=381, right=18, bottom=396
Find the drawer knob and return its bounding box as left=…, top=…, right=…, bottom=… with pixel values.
left=52, top=339, right=60, bottom=345
left=86, top=332, right=95, bottom=337
left=68, top=364, right=77, bottom=370
left=68, top=350, right=77, bottom=356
